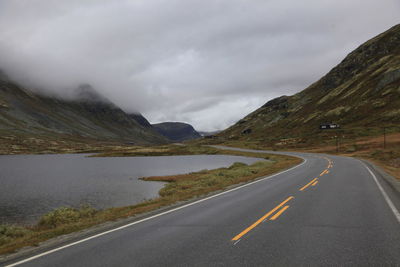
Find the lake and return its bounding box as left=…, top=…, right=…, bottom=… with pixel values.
left=0, top=154, right=261, bottom=225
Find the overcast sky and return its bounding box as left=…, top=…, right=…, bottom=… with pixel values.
left=0, top=0, right=399, bottom=131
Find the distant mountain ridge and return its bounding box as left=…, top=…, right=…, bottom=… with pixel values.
left=152, top=122, right=201, bottom=142
left=128, top=112, right=201, bottom=142
left=219, top=24, right=400, bottom=143
left=0, top=76, right=167, bottom=144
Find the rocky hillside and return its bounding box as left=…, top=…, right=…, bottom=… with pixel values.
left=220, top=24, right=400, bottom=144
left=152, top=122, right=201, bottom=142
left=129, top=113, right=153, bottom=128
left=0, top=76, right=167, bottom=145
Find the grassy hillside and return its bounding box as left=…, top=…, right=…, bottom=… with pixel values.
left=0, top=76, right=168, bottom=152
left=218, top=24, right=400, bottom=147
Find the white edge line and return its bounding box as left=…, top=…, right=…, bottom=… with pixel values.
left=362, top=162, right=400, bottom=224
left=6, top=157, right=307, bottom=267
left=233, top=239, right=241, bottom=246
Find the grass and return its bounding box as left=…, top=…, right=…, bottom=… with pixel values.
left=142, top=154, right=299, bottom=199
left=90, top=144, right=221, bottom=157
left=38, top=206, right=97, bottom=229
left=0, top=132, right=140, bottom=155
left=303, top=132, right=400, bottom=180
left=198, top=131, right=400, bottom=180
left=0, top=225, right=32, bottom=247
left=0, top=148, right=301, bottom=256
left=356, top=148, right=400, bottom=180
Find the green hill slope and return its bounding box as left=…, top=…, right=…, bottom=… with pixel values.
left=219, top=24, right=400, bottom=146
left=0, top=77, right=167, bottom=147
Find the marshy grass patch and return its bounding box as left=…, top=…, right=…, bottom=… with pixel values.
left=0, top=225, right=32, bottom=247
left=38, top=206, right=97, bottom=229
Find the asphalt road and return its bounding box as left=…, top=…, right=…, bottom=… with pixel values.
left=4, top=148, right=400, bottom=266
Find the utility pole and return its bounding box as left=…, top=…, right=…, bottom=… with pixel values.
left=336, top=135, right=339, bottom=153
left=383, top=127, right=387, bottom=149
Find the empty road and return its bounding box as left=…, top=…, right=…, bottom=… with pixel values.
left=4, top=148, right=400, bottom=266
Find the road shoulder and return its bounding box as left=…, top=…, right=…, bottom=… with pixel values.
left=360, top=159, right=400, bottom=221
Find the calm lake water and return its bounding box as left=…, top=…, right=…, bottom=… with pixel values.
left=0, top=154, right=261, bottom=225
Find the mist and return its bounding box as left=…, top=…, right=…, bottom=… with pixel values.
left=0, top=0, right=399, bottom=131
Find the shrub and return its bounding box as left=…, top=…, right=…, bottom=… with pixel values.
left=229, top=162, right=248, bottom=169
left=0, top=225, right=31, bottom=246
left=38, top=205, right=97, bottom=229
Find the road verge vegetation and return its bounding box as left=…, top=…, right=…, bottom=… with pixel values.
left=0, top=146, right=301, bottom=256
left=198, top=132, right=400, bottom=180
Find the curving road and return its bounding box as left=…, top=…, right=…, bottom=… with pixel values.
left=3, top=148, right=400, bottom=266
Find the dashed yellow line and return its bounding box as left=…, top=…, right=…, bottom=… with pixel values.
left=299, top=178, right=318, bottom=191
left=270, top=205, right=290, bottom=220
left=231, top=196, right=294, bottom=241
left=232, top=157, right=335, bottom=243
left=323, top=157, right=333, bottom=169
left=319, top=170, right=326, bottom=176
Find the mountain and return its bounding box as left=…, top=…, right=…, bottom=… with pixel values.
left=219, top=24, right=400, bottom=145
left=128, top=114, right=201, bottom=142
left=129, top=113, right=152, bottom=128
left=0, top=77, right=167, bottom=145
left=152, top=122, right=201, bottom=142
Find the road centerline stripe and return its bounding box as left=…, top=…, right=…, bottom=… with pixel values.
left=299, top=178, right=318, bottom=191
left=231, top=196, right=294, bottom=241
left=270, top=205, right=289, bottom=220
left=320, top=169, right=329, bottom=176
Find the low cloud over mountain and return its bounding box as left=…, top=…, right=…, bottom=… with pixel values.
left=0, top=0, right=398, bottom=131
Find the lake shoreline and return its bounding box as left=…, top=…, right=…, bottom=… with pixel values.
left=0, top=152, right=300, bottom=260
left=0, top=153, right=260, bottom=225
left=0, top=146, right=300, bottom=256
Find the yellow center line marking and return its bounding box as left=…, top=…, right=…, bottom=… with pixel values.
left=311, top=180, right=318, bottom=186
left=270, top=205, right=290, bottom=220
left=299, top=178, right=318, bottom=191
left=322, top=157, right=334, bottom=169
left=320, top=169, right=329, bottom=176
left=231, top=196, right=294, bottom=241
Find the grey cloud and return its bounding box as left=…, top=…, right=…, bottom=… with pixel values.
left=0, top=0, right=399, bottom=131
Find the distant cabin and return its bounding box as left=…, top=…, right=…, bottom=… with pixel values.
left=319, top=123, right=340, bottom=130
